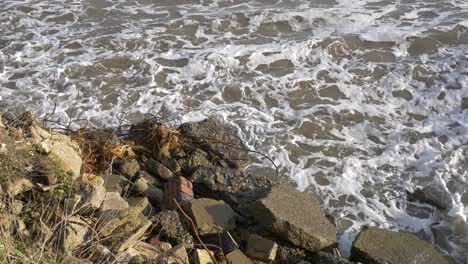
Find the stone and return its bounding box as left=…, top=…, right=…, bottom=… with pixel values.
left=225, top=250, right=253, bottom=264
left=150, top=210, right=194, bottom=248
left=160, top=157, right=182, bottom=175
left=194, top=249, right=216, bottom=264
left=139, top=170, right=161, bottom=187
left=149, top=237, right=172, bottom=252
left=351, top=227, right=449, bottom=264
left=79, top=173, right=106, bottom=211
left=181, top=148, right=212, bottom=173
left=147, top=158, right=174, bottom=180
left=100, top=191, right=129, bottom=212
left=99, top=208, right=152, bottom=252
left=4, top=177, right=33, bottom=196
left=21, top=114, right=82, bottom=179
left=127, top=196, right=150, bottom=214
left=245, top=234, right=278, bottom=262
left=61, top=254, right=93, bottom=264
left=132, top=176, right=164, bottom=206
left=159, top=244, right=189, bottom=264
left=188, top=198, right=236, bottom=236
left=103, top=174, right=129, bottom=194
left=249, top=185, right=337, bottom=252
left=61, top=216, right=92, bottom=251
left=88, top=244, right=114, bottom=263
left=127, top=242, right=161, bottom=263
left=202, top=231, right=239, bottom=253
left=117, top=159, right=140, bottom=178
left=9, top=199, right=23, bottom=215
left=179, top=118, right=249, bottom=169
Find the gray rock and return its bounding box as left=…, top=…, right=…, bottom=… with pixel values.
left=103, top=174, right=129, bottom=194
left=139, top=170, right=161, bottom=187
left=245, top=234, right=278, bottom=262
left=79, top=173, right=106, bottom=211
left=194, top=249, right=216, bottom=264
left=180, top=148, right=212, bottom=174
left=100, top=191, right=129, bottom=212
left=132, top=176, right=164, bottom=206
left=4, top=177, right=33, bottom=196
left=150, top=210, right=194, bottom=248
left=351, top=227, right=448, bottom=264
left=61, top=216, right=92, bottom=252
left=225, top=250, right=253, bottom=264
left=147, top=158, right=174, bottom=180
left=249, top=185, right=337, bottom=252
left=117, top=159, right=140, bottom=178
left=158, top=244, right=189, bottom=264
left=179, top=118, right=249, bottom=169
left=188, top=198, right=236, bottom=236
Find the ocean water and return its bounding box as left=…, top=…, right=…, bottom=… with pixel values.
left=0, top=0, right=467, bottom=262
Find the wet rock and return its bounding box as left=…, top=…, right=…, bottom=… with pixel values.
left=132, top=175, right=164, bottom=206
left=99, top=208, right=152, bottom=252
left=61, top=216, right=92, bottom=252
left=4, top=177, right=33, bottom=196
left=406, top=186, right=452, bottom=210
left=194, top=249, right=215, bottom=264
left=100, top=191, right=129, bottom=212
left=188, top=198, right=236, bottom=236
left=179, top=118, right=249, bottom=170
left=249, top=185, right=337, bottom=252
left=245, top=234, right=278, bottom=262
left=150, top=210, right=194, bottom=248
left=180, top=148, right=212, bottom=174
left=116, top=159, right=140, bottom=178
left=225, top=250, right=253, bottom=264
left=350, top=227, right=448, bottom=264
left=79, top=173, right=106, bottom=211
left=147, top=158, right=174, bottom=180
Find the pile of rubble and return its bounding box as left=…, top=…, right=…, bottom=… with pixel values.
left=0, top=113, right=448, bottom=264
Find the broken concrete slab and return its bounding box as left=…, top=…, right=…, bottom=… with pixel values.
left=225, top=250, right=253, bottom=264
left=99, top=208, right=152, bottom=252
left=249, top=185, right=337, bottom=252
left=351, top=227, right=448, bottom=264
left=245, top=234, right=278, bottom=262
left=188, top=198, right=236, bottom=236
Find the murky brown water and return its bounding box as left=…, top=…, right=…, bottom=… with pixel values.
left=0, top=0, right=467, bottom=262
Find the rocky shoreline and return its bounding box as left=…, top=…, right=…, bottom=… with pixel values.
left=0, top=113, right=449, bottom=264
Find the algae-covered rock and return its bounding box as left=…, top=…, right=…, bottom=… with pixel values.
left=350, top=227, right=448, bottom=264
left=249, top=185, right=337, bottom=252
left=179, top=118, right=249, bottom=169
